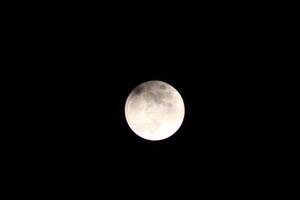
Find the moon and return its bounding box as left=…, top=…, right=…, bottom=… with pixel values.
left=125, top=80, right=185, bottom=141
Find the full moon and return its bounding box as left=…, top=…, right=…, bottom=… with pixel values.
left=125, top=80, right=185, bottom=141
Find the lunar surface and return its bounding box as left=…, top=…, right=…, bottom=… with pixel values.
left=125, top=80, right=185, bottom=141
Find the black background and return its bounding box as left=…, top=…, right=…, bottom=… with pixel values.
left=9, top=3, right=285, bottom=196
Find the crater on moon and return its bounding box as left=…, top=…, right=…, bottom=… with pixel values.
left=131, top=85, right=144, bottom=96
left=159, top=84, right=167, bottom=90
left=148, top=91, right=165, bottom=104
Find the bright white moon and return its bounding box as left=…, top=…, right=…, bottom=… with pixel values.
left=125, top=80, right=185, bottom=141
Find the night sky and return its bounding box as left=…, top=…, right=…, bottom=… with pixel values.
left=12, top=4, right=283, bottom=196
left=43, top=36, right=270, bottom=186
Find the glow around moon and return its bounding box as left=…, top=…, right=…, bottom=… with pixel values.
left=125, top=80, right=185, bottom=141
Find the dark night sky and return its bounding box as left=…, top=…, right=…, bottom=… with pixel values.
left=39, top=33, right=272, bottom=185
left=10, top=4, right=285, bottom=196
